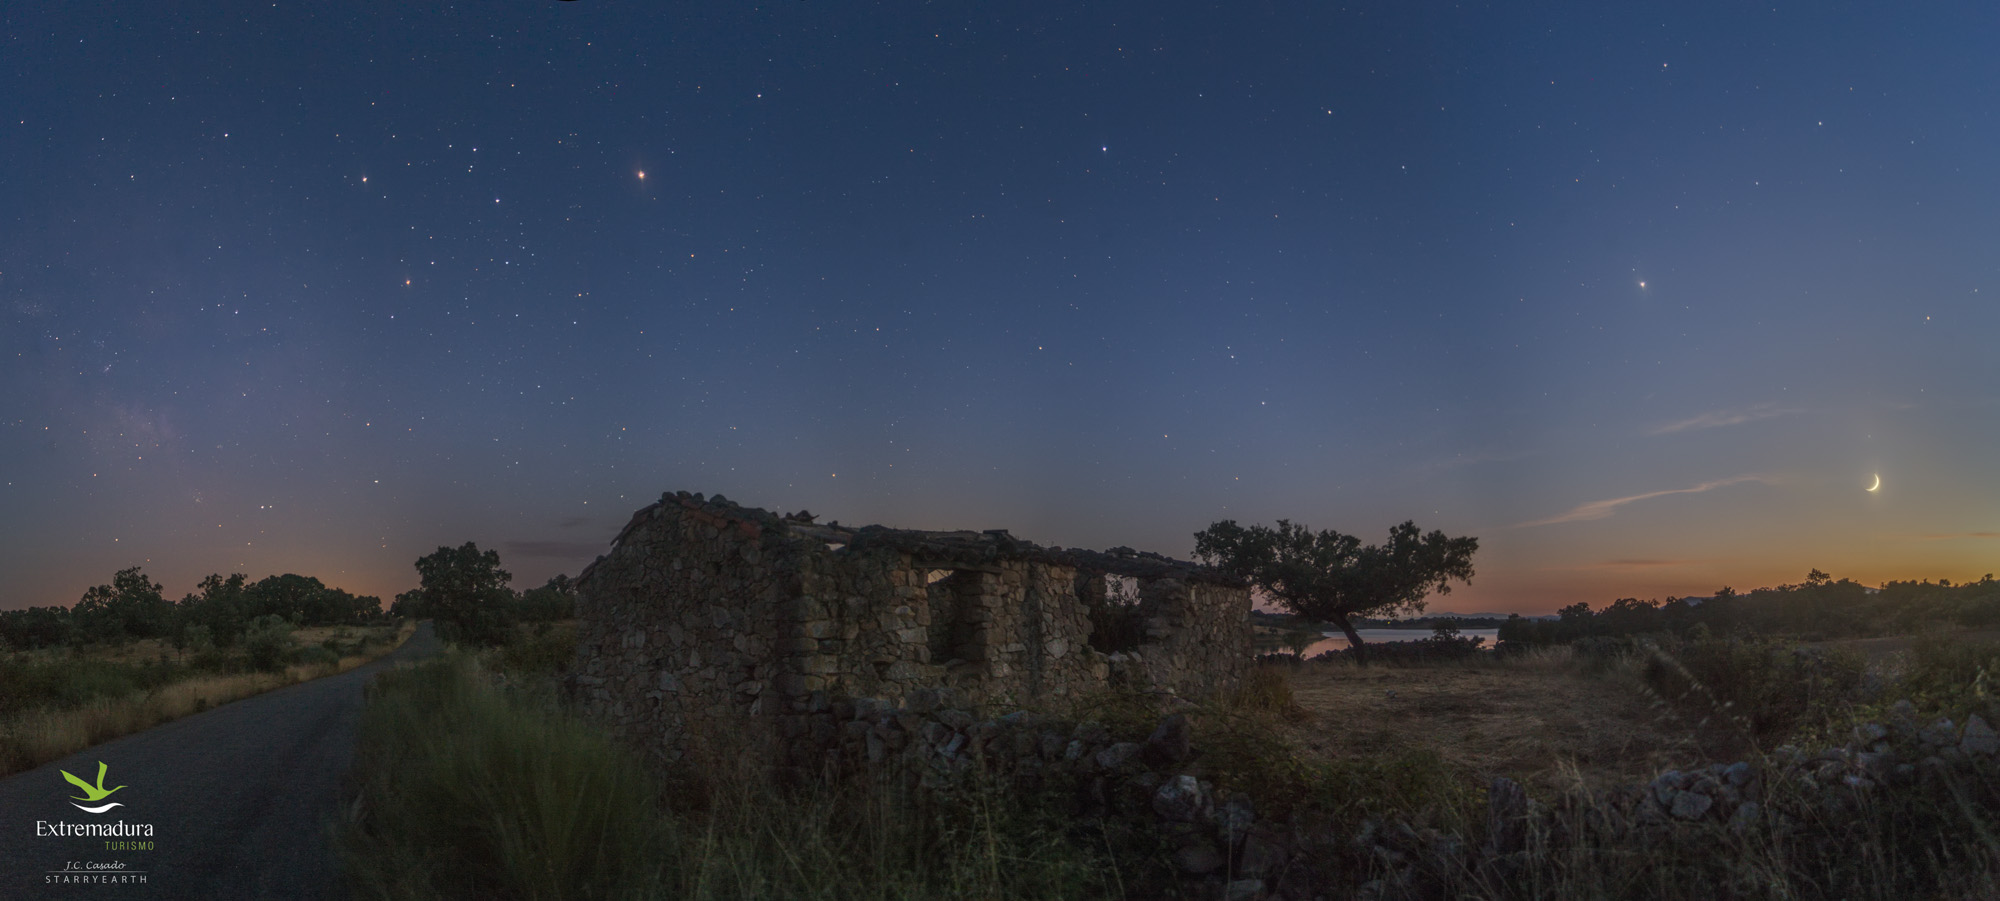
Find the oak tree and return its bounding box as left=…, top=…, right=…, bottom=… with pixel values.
left=1194, top=519, right=1477, bottom=664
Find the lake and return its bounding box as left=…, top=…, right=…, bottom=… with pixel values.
left=1279, top=628, right=1502, bottom=658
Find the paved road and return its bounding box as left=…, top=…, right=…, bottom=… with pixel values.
left=0, top=624, right=439, bottom=900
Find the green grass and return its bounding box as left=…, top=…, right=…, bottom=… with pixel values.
left=339, top=651, right=1140, bottom=901
left=339, top=652, right=668, bottom=900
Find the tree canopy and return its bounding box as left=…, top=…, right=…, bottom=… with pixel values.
left=1193, top=519, right=1478, bottom=662
left=412, top=542, right=515, bottom=645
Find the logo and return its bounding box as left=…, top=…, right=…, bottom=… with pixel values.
left=61, top=762, right=126, bottom=814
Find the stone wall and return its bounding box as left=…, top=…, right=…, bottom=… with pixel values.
left=567, top=491, right=1252, bottom=762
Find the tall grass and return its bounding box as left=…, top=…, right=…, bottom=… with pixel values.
left=339, top=652, right=1134, bottom=900
left=339, top=652, right=668, bottom=900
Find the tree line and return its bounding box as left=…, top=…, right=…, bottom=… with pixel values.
left=1498, top=569, right=2000, bottom=645
left=1, top=545, right=579, bottom=652
left=0, top=569, right=386, bottom=651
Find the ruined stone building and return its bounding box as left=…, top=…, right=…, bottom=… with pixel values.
left=568, top=491, right=1251, bottom=761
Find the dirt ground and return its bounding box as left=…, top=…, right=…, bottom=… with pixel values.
left=1278, top=652, right=1713, bottom=796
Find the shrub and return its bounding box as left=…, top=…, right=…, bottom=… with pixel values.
left=492, top=622, right=576, bottom=680
left=1889, top=635, right=2000, bottom=722
left=1570, top=634, right=1642, bottom=675
left=242, top=615, right=296, bottom=672
left=1232, top=662, right=1301, bottom=716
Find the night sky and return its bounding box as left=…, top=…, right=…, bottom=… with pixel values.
left=5, top=2, right=1996, bottom=615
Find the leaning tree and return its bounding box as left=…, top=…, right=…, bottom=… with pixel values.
left=1193, top=519, right=1477, bottom=664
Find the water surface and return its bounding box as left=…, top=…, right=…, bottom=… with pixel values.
left=1277, top=628, right=1502, bottom=658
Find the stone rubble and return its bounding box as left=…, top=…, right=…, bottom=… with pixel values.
left=1350, top=703, right=2000, bottom=899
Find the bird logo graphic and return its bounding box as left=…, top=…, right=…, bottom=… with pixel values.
left=61, top=762, right=127, bottom=813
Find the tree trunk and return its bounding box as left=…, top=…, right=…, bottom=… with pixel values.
left=1331, top=611, right=1368, bottom=666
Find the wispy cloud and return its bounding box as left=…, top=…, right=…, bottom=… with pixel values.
left=503, top=540, right=605, bottom=558
left=1920, top=532, right=2000, bottom=540
left=1650, top=403, right=1797, bottom=435
left=1515, top=475, right=1764, bottom=528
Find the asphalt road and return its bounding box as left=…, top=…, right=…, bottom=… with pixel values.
left=0, top=623, right=439, bottom=900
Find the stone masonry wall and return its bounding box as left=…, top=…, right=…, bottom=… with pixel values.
left=565, top=493, right=794, bottom=763
left=567, top=491, right=1251, bottom=762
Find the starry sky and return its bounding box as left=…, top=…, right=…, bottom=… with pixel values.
left=4, top=2, right=1997, bottom=615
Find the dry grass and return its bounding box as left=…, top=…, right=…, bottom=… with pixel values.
left=0, top=620, right=415, bottom=778
left=1279, top=648, right=1709, bottom=795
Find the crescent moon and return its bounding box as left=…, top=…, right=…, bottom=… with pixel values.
left=1867, top=474, right=1881, bottom=492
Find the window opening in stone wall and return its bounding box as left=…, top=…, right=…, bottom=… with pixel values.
left=1085, top=573, right=1147, bottom=654
left=925, top=569, right=980, bottom=664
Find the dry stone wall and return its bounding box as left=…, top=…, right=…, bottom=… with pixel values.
left=568, top=491, right=1252, bottom=762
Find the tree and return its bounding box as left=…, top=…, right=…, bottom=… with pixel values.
left=412, top=542, right=514, bottom=645
left=246, top=573, right=326, bottom=623
left=514, top=574, right=577, bottom=622
left=389, top=589, right=428, bottom=619
left=1194, top=519, right=1477, bottom=664
left=0, top=606, right=72, bottom=649
left=179, top=573, right=251, bottom=647
left=73, top=568, right=173, bottom=644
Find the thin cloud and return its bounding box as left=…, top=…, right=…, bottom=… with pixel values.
left=503, top=540, right=605, bottom=559
left=1920, top=532, right=2000, bottom=540
left=1650, top=403, right=1797, bottom=435
left=1516, top=475, right=1763, bottom=528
